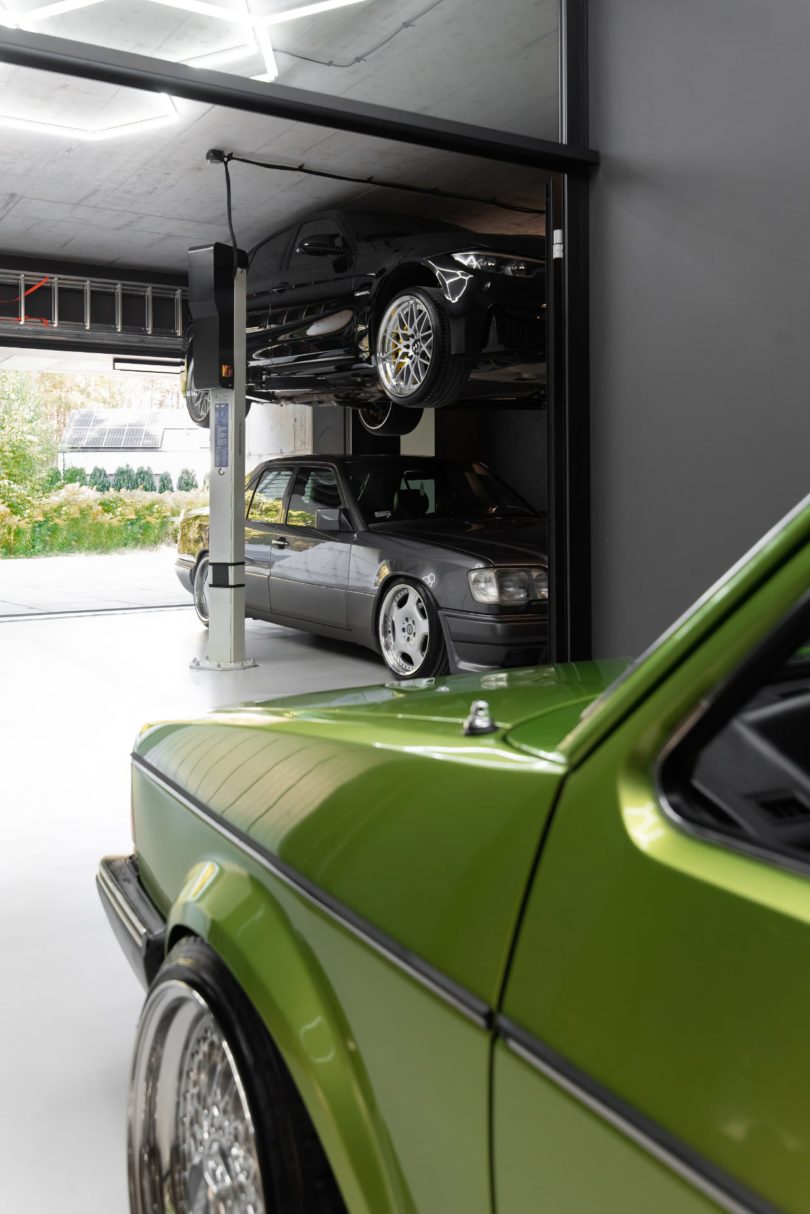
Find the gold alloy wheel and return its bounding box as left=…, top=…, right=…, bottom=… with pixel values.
left=377, top=294, right=435, bottom=399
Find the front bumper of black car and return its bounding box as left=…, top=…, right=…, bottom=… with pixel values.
left=440, top=608, right=548, bottom=673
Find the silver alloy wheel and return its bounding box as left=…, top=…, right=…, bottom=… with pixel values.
left=379, top=581, right=431, bottom=676
left=376, top=294, right=435, bottom=399
left=194, top=557, right=210, bottom=625
left=187, top=361, right=211, bottom=426
left=129, top=979, right=265, bottom=1214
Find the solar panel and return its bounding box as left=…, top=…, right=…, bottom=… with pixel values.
left=60, top=408, right=174, bottom=451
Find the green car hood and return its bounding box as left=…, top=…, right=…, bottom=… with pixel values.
left=214, top=659, right=629, bottom=760
left=133, top=661, right=624, bottom=1005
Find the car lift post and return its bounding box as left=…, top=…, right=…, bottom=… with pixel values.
left=187, top=242, right=257, bottom=671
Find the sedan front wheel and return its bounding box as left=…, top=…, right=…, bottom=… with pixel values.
left=378, top=578, right=448, bottom=679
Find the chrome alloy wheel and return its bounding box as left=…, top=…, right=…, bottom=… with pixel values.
left=129, top=979, right=265, bottom=1214
left=193, top=557, right=210, bottom=625
left=376, top=295, right=435, bottom=399
left=379, top=582, right=431, bottom=676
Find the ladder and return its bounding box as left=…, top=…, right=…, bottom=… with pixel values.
left=0, top=268, right=187, bottom=354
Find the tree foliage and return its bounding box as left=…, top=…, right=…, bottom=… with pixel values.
left=89, top=466, right=111, bottom=493
left=112, top=464, right=138, bottom=491
left=135, top=466, right=157, bottom=492
left=177, top=467, right=199, bottom=491
left=157, top=471, right=174, bottom=493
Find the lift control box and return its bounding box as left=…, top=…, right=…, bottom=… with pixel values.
left=187, top=242, right=248, bottom=389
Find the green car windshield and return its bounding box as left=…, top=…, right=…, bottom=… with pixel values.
left=344, top=458, right=538, bottom=525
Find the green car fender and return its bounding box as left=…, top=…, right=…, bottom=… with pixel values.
left=164, top=857, right=410, bottom=1214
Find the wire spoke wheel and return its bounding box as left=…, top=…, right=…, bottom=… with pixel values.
left=193, top=557, right=210, bottom=626
left=377, top=295, right=436, bottom=400
left=379, top=582, right=432, bottom=676
left=129, top=980, right=265, bottom=1214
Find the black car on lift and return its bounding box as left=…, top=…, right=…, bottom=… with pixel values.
left=184, top=210, right=545, bottom=437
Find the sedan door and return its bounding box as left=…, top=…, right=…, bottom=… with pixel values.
left=244, top=465, right=295, bottom=614
left=266, top=218, right=357, bottom=370
left=269, top=465, right=352, bottom=629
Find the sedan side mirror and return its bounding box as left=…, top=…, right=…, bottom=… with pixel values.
left=316, top=507, right=351, bottom=533
left=296, top=235, right=346, bottom=257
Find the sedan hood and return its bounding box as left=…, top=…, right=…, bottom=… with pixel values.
left=202, top=659, right=629, bottom=764
left=370, top=515, right=548, bottom=564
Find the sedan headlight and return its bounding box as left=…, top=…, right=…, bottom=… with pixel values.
left=450, top=251, right=539, bottom=277
left=468, top=567, right=548, bottom=605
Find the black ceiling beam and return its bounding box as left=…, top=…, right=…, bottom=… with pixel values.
left=0, top=28, right=599, bottom=174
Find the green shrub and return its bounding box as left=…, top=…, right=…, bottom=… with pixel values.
left=63, top=466, right=87, bottom=486
left=177, top=467, right=198, bottom=492
left=135, top=466, right=156, bottom=492
left=42, top=467, right=63, bottom=492
left=157, top=471, right=174, bottom=493
left=112, top=464, right=137, bottom=491
left=88, top=466, right=111, bottom=493
left=0, top=484, right=208, bottom=558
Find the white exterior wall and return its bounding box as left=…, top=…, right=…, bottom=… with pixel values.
left=246, top=400, right=313, bottom=473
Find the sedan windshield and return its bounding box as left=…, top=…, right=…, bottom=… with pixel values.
left=344, top=459, right=537, bottom=525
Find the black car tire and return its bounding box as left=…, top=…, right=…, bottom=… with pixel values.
left=185, top=354, right=252, bottom=428
left=192, top=554, right=210, bottom=627
left=358, top=399, right=424, bottom=436
left=377, top=577, right=449, bottom=680
left=129, top=936, right=347, bottom=1214
left=374, top=286, right=469, bottom=410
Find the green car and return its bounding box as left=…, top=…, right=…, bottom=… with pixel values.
left=99, top=496, right=810, bottom=1214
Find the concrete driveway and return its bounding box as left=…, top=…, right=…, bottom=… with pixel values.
left=0, top=547, right=190, bottom=615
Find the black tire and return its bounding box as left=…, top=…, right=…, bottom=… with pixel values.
left=185, top=355, right=253, bottom=428
left=129, top=936, right=347, bottom=1214
left=192, top=554, right=210, bottom=627
left=376, top=577, right=449, bottom=680
left=358, top=399, right=424, bottom=436
left=374, top=286, right=469, bottom=410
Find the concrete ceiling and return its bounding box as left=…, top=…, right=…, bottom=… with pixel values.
left=0, top=0, right=555, bottom=271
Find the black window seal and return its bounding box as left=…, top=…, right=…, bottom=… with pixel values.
left=656, top=589, right=810, bottom=879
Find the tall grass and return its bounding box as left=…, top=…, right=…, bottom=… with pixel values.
left=0, top=484, right=207, bottom=558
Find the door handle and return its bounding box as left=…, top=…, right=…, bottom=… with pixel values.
left=270, top=536, right=289, bottom=549
left=271, top=283, right=291, bottom=294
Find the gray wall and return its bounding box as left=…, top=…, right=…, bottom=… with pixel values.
left=589, top=0, right=810, bottom=657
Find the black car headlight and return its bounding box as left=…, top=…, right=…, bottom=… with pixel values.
left=468, top=567, right=548, bottom=605
left=451, top=251, right=539, bottom=277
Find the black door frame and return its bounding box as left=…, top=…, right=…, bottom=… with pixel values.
left=0, top=0, right=595, bottom=661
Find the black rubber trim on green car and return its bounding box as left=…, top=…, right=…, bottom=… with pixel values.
left=131, top=752, right=491, bottom=1029
left=497, top=1017, right=778, bottom=1214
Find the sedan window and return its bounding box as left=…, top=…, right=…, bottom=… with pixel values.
left=248, top=229, right=293, bottom=292
left=345, top=459, right=536, bottom=524
left=663, top=615, right=810, bottom=869
left=286, top=467, right=342, bottom=528
left=248, top=467, right=293, bottom=524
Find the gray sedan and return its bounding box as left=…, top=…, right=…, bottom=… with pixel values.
left=175, top=454, right=548, bottom=679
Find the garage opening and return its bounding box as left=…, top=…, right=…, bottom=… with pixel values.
left=0, top=0, right=593, bottom=663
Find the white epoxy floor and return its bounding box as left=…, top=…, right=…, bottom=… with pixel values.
left=0, top=593, right=383, bottom=1212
